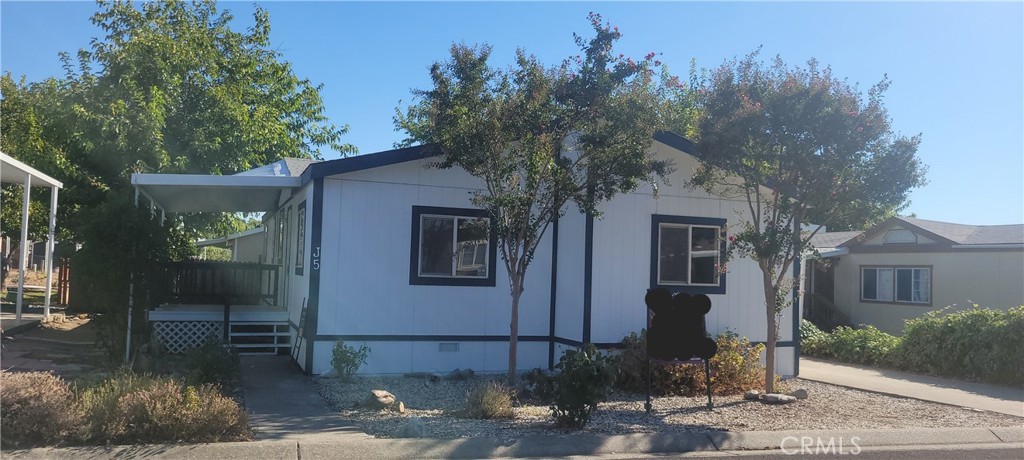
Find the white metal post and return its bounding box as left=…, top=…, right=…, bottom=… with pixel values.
left=43, top=187, right=58, bottom=318
left=16, top=174, right=31, bottom=324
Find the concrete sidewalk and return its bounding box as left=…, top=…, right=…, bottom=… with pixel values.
left=239, top=355, right=364, bottom=442
left=800, top=357, right=1024, bottom=417
left=5, top=426, right=1022, bottom=459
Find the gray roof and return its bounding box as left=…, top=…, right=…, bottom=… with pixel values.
left=232, top=157, right=319, bottom=178
left=900, top=217, right=1024, bottom=245
left=808, top=231, right=861, bottom=249
left=281, top=158, right=317, bottom=177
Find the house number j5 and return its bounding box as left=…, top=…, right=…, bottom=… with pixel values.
left=312, top=247, right=321, bottom=271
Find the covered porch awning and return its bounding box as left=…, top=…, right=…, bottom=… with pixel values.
left=130, top=173, right=301, bottom=213
left=1, top=152, right=63, bottom=324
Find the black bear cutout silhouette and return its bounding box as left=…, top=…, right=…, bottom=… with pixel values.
left=645, top=288, right=718, bottom=361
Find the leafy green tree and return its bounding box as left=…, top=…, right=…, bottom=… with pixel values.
left=397, top=13, right=671, bottom=383
left=690, top=51, right=926, bottom=392
left=1, top=0, right=353, bottom=359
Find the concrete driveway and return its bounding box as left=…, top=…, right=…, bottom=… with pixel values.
left=800, top=357, right=1024, bottom=417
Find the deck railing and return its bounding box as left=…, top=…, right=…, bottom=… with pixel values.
left=804, top=292, right=852, bottom=331
left=154, top=261, right=280, bottom=307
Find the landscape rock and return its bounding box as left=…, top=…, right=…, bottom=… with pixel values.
left=397, top=416, right=427, bottom=438
left=762, top=393, right=798, bottom=404
left=743, top=390, right=761, bottom=400
left=361, top=389, right=397, bottom=410
left=789, top=388, right=809, bottom=400
left=446, top=368, right=475, bottom=381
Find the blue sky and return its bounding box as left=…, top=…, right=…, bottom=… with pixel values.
left=2, top=2, right=1022, bottom=225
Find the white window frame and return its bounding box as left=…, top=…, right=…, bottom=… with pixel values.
left=418, top=214, right=490, bottom=279
left=861, top=266, right=931, bottom=305
left=657, top=223, right=721, bottom=287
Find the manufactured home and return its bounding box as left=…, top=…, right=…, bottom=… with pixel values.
left=804, top=217, right=1024, bottom=335
left=131, top=132, right=799, bottom=376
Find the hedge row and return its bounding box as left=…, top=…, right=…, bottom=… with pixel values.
left=801, top=305, right=1024, bottom=386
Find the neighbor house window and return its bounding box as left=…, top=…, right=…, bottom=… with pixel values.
left=410, top=206, right=496, bottom=286
left=883, top=228, right=917, bottom=244
left=861, top=266, right=931, bottom=304
left=651, top=215, right=727, bottom=295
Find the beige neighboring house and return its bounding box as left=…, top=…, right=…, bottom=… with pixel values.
left=197, top=227, right=267, bottom=263
left=804, top=217, right=1024, bottom=335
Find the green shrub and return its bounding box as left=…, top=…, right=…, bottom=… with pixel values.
left=519, top=368, right=556, bottom=403
left=463, top=381, right=515, bottom=419
left=615, top=331, right=770, bottom=396
left=800, top=319, right=830, bottom=357
left=184, top=342, right=239, bottom=386
left=331, top=340, right=371, bottom=381
left=0, top=372, right=81, bottom=448
left=79, top=372, right=249, bottom=444
left=899, top=306, right=1024, bottom=385
left=807, top=325, right=900, bottom=367
left=551, top=344, right=615, bottom=428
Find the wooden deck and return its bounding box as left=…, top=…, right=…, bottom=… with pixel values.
left=147, top=304, right=287, bottom=322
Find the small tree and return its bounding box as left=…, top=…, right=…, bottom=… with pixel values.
left=397, top=14, right=671, bottom=383
left=690, top=51, right=926, bottom=393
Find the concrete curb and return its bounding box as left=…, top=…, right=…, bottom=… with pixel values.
left=4, top=426, right=1022, bottom=459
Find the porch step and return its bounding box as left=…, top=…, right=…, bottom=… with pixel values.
left=228, top=322, right=290, bottom=356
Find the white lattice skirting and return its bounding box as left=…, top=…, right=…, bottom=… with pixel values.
left=152, top=321, right=223, bottom=354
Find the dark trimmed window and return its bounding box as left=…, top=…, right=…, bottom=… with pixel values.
left=410, top=206, right=496, bottom=286
left=651, top=215, right=727, bottom=295
left=861, top=266, right=931, bottom=304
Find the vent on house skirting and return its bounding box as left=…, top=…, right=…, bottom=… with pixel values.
left=438, top=342, right=460, bottom=352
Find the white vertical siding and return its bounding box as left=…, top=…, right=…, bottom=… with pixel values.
left=276, top=184, right=312, bottom=342
left=306, top=142, right=797, bottom=376
left=313, top=158, right=554, bottom=374
left=554, top=208, right=586, bottom=342
left=588, top=140, right=796, bottom=375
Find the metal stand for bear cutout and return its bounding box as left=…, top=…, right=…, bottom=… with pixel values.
left=644, top=288, right=717, bottom=413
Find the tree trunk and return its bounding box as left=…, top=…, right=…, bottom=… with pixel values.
left=762, top=267, right=778, bottom=394
left=507, top=273, right=523, bottom=385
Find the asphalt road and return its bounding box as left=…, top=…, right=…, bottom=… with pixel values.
left=602, top=444, right=1024, bottom=459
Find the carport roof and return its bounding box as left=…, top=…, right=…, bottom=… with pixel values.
left=131, top=173, right=300, bottom=213
left=1, top=152, right=63, bottom=188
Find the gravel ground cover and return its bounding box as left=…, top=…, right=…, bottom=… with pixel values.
left=316, top=375, right=1022, bottom=439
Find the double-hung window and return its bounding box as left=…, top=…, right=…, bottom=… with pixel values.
left=861, top=266, right=931, bottom=304
left=410, top=206, right=496, bottom=286
left=651, top=215, right=727, bottom=294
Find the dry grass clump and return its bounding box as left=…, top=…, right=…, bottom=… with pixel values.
left=463, top=381, right=515, bottom=419
left=1, top=371, right=80, bottom=448
left=114, top=381, right=250, bottom=443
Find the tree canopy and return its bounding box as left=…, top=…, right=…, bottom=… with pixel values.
left=1, top=0, right=352, bottom=358
left=690, top=50, right=927, bottom=392
left=1, top=0, right=354, bottom=245
left=398, top=13, right=673, bottom=382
